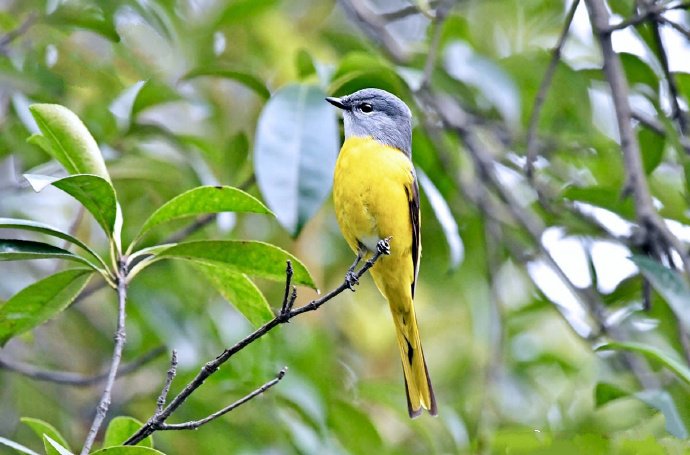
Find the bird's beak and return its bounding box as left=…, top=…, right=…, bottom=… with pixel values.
left=325, top=96, right=347, bottom=110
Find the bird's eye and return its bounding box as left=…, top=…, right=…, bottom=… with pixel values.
left=359, top=103, right=373, bottom=113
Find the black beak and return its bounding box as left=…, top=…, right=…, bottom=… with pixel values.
left=325, top=96, right=347, bottom=110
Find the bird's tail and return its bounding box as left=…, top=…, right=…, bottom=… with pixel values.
left=388, top=296, right=437, bottom=418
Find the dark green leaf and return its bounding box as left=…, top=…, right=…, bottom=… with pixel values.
left=620, top=52, right=658, bottom=91
left=254, top=84, right=338, bottom=235
left=0, top=239, right=97, bottom=269
left=0, top=269, right=93, bottom=346
left=103, top=417, right=153, bottom=448
left=0, top=217, right=104, bottom=266
left=137, top=185, right=271, bottom=239
left=328, top=53, right=405, bottom=97
left=596, top=341, right=690, bottom=386
left=631, top=255, right=690, bottom=332
left=182, top=68, right=270, bottom=100
left=194, top=263, right=273, bottom=327
left=132, top=79, right=182, bottom=116
left=639, top=127, right=664, bottom=174
left=28, top=104, right=111, bottom=181
left=20, top=417, right=71, bottom=455
left=296, top=49, right=317, bottom=80
left=594, top=382, right=629, bottom=407
left=157, top=240, right=315, bottom=288
left=24, top=174, right=121, bottom=244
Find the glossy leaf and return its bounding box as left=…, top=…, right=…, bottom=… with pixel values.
left=25, top=174, right=120, bottom=242
left=44, top=436, right=74, bottom=455
left=182, top=68, right=270, bottom=100
left=0, top=239, right=97, bottom=269
left=0, top=217, right=103, bottom=265
left=418, top=169, right=464, bottom=269
left=0, top=269, right=93, bottom=346
left=103, top=417, right=153, bottom=448
left=0, top=436, right=40, bottom=455
left=28, top=104, right=110, bottom=181
left=631, top=255, right=690, bottom=332
left=20, top=418, right=71, bottom=455
left=137, top=185, right=271, bottom=238
left=194, top=263, right=274, bottom=327
left=157, top=240, right=315, bottom=288
left=596, top=341, right=690, bottom=386
left=254, top=84, right=338, bottom=235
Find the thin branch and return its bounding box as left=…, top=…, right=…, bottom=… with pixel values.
left=124, top=246, right=388, bottom=445
left=586, top=0, right=690, bottom=278
left=525, top=0, right=580, bottom=179
left=0, top=13, right=37, bottom=53
left=658, top=15, right=690, bottom=40
left=157, top=368, right=287, bottom=431
left=381, top=1, right=440, bottom=21
left=603, top=1, right=678, bottom=32
left=81, top=259, right=129, bottom=455
left=0, top=347, right=164, bottom=386
left=156, top=350, right=178, bottom=416
left=632, top=109, right=690, bottom=152
left=419, top=0, right=452, bottom=89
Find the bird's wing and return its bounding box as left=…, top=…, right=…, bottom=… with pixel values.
left=408, top=170, right=421, bottom=298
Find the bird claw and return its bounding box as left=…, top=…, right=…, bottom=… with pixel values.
left=377, top=238, right=391, bottom=256
left=345, top=270, right=359, bottom=291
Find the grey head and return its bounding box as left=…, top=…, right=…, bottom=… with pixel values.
left=326, top=88, right=412, bottom=157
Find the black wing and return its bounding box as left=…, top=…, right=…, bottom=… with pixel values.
left=408, top=171, right=421, bottom=298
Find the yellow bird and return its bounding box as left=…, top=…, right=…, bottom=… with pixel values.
left=326, top=88, right=437, bottom=418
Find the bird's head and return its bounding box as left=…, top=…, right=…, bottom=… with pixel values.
left=326, top=88, right=412, bottom=157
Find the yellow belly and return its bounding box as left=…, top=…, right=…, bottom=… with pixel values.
left=332, top=136, right=416, bottom=301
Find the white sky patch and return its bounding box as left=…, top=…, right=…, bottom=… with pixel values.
left=590, top=240, right=637, bottom=293
left=588, top=83, right=620, bottom=142
left=573, top=202, right=634, bottom=237
left=493, top=162, right=537, bottom=205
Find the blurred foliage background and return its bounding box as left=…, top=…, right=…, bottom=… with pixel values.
left=2, top=0, right=690, bottom=453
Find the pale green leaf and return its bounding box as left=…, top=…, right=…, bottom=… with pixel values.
left=21, top=417, right=71, bottom=455
left=44, top=436, right=74, bottom=455
left=596, top=341, right=690, bottom=386
left=0, top=436, right=41, bottom=455
left=103, top=417, right=153, bottom=448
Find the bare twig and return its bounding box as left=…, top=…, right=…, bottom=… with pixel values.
left=419, top=1, right=452, bottom=89
left=0, top=13, right=37, bottom=52
left=156, top=350, right=178, bottom=416
left=380, top=1, right=439, bottom=21
left=525, top=0, right=580, bottom=179
left=650, top=18, right=688, bottom=133
left=156, top=368, right=287, bottom=431
left=586, top=0, right=690, bottom=278
left=658, top=15, right=690, bottom=40
left=632, top=109, right=690, bottom=152
left=603, top=1, right=677, bottom=32
left=81, top=259, right=129, bottom=455
left=0, top=347, right=164, bottom=386
left=124, top=246, right=389, bottom=445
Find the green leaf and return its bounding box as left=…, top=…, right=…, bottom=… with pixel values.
left=0, top=239, right=98, bottom=269
left=182, top=68, right=270, bottom=100
left=194, top=263, right=274, bottom=327
left=636, top=389, right=689, bottom=438
left=157, top=240, right=315, bottom=288
left=630, top=255, right=690, bottom=332
left=21, top=417, right=71, bottom=454
left=328, top=52, right=405, bottom=97
left=254, top=84, right=339, bottom=235
left=91, top=447, right=165, bottom=454
left=296, top=49, right=317, bottom=80
left=44, top=435, right=74, bottom=455
left=47, top=3, right=119, bottom=42
left=0, top=217, right=104, bottom=266
left=28, top=104, right=111, bottom=181
left=0, top=436, right=41, bottom=455
left=103, top=417, right=153, bottom=448
left=594, top=382, right=629, bottom=407
left=596, top=341, right=690, bottom=386
left=620, top=52, right=658, bottom=91
left=417, top=169, right=463, bottom=270
left=137, top=185, right=271, bottom=238
left=639, top=127, right=664, bottom=174
left=0, top=269, right=93, bottom=346
left=24, top=174, right=121, bottom=244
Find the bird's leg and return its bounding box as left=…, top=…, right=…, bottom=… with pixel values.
left=345, top=245, right=366, bottom=291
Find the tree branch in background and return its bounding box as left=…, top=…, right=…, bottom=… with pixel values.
left=586, top=0, right=690, bottom=278
left=0, top=12, right=36, bottom=54
left=81, top=259, right=129, bottom=455
left=525, top=0, right=580, bottom=179
left=632, top=109, right=690, bottom=152
left=124, top=247, right=389, bottom=445
left=0, top=346, right=164, bottom=386
left=650, top=19, right=688, bottom=134
left=155, top=368, right=286, bottom=432
left=155, top=350, right=178, bottom=416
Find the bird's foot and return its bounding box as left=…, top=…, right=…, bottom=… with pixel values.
left=377, top=237, right=392, bottom=256
left=345, top=270, right=359, bottom=291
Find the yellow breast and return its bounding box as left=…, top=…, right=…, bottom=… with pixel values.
left=332, top=136, right=415, bottom=257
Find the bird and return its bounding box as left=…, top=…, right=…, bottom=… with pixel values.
left=326, top=88, right=437, bottom=418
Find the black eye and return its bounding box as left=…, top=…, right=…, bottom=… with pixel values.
left=359, top=103, right=373, bottom=113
